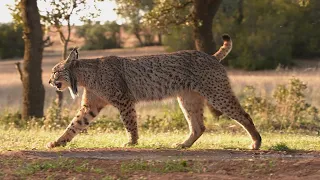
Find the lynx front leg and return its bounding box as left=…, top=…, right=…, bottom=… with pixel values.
left=47, top=90, right=105, bottom=148
left=46, top=105, right=102, bottom=148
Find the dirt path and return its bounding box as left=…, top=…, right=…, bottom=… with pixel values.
left=2, top=149, right=320, bottom=179
left=4, top=148, right=320, bottom=161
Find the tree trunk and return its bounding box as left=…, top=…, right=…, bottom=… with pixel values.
left=20, top=0, right=45, bottom=120
left=192, top=0, right=222, bottom=54
left=193, top=0, right=223, bottom=119
left=157, top=33, right=162, bottom=45
left=62, top=41, right=68, bottom=60
left=237, top=0, right=244, bottom=24
left=134, top=32, right=144, bottom=47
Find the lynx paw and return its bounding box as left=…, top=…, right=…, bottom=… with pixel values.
left=123, top=142, right=137, bottom=147
left=46, top=140, right=66, bottom=149
left=173, top=143, right=191, bottom=149
left=46, top=141, right=58, bottom=149
left=250, top=140, right=261, bottom=150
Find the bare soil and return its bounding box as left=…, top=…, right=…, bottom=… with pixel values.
left=2, top=148, right=320, bottom=179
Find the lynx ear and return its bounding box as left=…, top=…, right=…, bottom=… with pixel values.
left=65, top=47, right=79, bottom=64
left=65, top=48, right=78, bottom=99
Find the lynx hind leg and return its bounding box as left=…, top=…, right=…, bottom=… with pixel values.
left=118, top=101, right=138, bottom=146
left=203, top=89, right=262, bottom=150
left=176, top=91, right=205, bottom=148
left=206, top=101, right=223, bottom=119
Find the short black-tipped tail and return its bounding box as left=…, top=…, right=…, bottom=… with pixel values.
left=213, top=34, right=232, bottom=62
left=222, top=34, right=231, bottom=41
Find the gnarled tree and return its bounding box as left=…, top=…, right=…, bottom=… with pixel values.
left=19, top=0, right=45, bottom=119
left=144, top=0, right=222, bottom=54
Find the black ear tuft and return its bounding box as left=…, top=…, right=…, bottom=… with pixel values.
left=66, top=47, right=79, bottom=63
left=72, top=47, right=79, bottom=59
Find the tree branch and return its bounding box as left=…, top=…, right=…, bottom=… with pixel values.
left=43, top=36, right=54, bottom=47
left=157, top=14, right=191, bottom=27
left=14, top=62, right=23, bottom=82
left=172, top=1, right=192, bottom=9
left=159, top=0, right=192, bottom=14
left=58, top=29, right=66, bottom=44
left=66, top=18, right=71, bottom=42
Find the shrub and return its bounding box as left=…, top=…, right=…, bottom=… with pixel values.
left=269, top=143, right=291, bottom=151
left=77, top=21, right=121, bottom=50
left=162, top=26, right=195, bottom=52
left=0, top=110, right=43, bottom=129
left=241, top=78, right=320, bottom=131
left=0, top=23, right=24, bottom=59
left=142, top=105, right=187, bottom=132
left=43, top=101, right=71, bottom=130
left=0, top=110, right=22, bottom=128
left=90, top=115, right=124, bottom=132
left=272, top=78, right=319, bottom=129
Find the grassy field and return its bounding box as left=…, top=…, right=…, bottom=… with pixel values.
left=1, top=127, right=320, bottom=152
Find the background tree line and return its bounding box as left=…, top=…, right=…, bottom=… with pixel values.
left=2, top=0, right=319, bottom=71
left=163, top=0, right=320, bottom=70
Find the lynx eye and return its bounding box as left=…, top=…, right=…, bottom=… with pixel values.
left=53, top=72, right=59, bottom=78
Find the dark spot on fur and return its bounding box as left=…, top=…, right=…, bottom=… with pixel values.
left=89, top=111, right=96, bottom=118
left=77, top=120, right=82, bottom=125
left=69, top=128, right=76, bottom=134
left=83, top=117, right=89, bottom=125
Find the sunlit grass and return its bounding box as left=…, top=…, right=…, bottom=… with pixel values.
left=1, top=127, right=320, bottom=152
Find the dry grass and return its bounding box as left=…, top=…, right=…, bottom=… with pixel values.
left=228, top=69, right=320, bottom=107
left=1, top=47, right=320, bottom=120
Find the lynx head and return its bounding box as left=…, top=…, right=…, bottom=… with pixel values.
left=49, top=48, right=79, bottom=99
